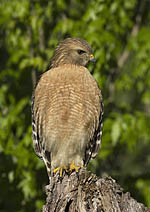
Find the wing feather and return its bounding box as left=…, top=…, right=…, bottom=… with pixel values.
left=84, top=91, right=103, bottom=166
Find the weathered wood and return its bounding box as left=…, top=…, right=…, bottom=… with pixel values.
left=42, top=169, right=149, bottom=212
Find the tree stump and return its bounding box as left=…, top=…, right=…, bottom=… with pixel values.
left=42, top=168, right=149, bottom=212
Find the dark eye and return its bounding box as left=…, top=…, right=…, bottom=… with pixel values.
left=77, top=49, right=85, bottom=55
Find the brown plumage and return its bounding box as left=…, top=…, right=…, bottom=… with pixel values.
left=32, top=38, right=103, bottom=177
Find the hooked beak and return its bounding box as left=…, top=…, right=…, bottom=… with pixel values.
left=89, top=54, right=95, bottom=62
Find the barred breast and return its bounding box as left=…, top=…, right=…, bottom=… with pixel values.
left=32, top=64, right=103, bottom=171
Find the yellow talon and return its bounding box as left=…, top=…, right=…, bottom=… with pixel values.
left=53, top=163, right=83, bottom=176
left=70, top=161, right=83, bottom=173
left=53, top=167, right=60, bottom=173
left=53, top=166, right=67, bottom=177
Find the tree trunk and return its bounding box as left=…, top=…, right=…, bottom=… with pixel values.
left=42, top=169, right=149, bottom=212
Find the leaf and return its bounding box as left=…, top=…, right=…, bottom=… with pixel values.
left=111, top=119, right=121, bottom=145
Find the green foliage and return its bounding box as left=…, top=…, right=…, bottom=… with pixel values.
left=0, top=0, right=150, bottom=211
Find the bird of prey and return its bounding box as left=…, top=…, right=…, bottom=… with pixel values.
left=32, top=38, right=103, bottom=177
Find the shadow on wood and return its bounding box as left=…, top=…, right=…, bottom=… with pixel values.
left=42, top=168, right=149, bottom=212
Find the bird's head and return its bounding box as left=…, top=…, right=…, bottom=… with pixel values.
left=50, top=38, right=95, bottom=68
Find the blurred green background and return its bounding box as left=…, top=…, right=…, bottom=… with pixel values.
left=0, top=0, right=150, bottom=211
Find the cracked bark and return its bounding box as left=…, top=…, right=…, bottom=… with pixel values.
left=42, top=169, right=149, bottom=212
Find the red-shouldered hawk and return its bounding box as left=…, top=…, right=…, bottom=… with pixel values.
left=32, top=38, right=103, bottom=178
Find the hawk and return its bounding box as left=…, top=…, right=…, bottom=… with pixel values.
left=32, top=38, right=103, bottom=177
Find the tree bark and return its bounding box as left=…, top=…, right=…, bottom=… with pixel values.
left=42, top=168, right=149, bottom=212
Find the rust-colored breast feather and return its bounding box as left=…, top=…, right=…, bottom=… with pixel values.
left=32, top=64, right=103, bottom=173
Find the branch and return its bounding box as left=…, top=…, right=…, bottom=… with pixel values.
left=107, top=1, right=143, bottom=101
left=42, top=169, right=149, bottom=212
left=117, top=0, right=143, bottom=70
left=117, top=14, right=141, bottom=69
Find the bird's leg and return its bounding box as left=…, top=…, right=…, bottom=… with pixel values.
left=53, top=165, right=67, bottom=177
left=69, top=161, right=83, bottom=173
